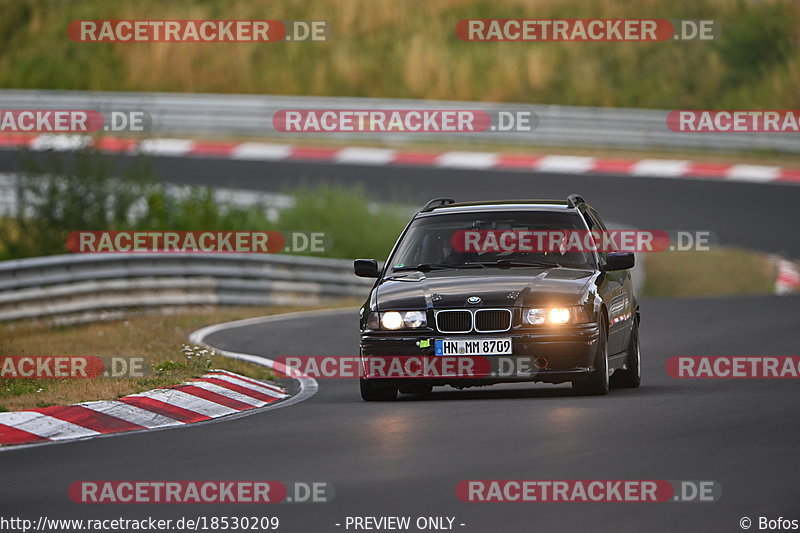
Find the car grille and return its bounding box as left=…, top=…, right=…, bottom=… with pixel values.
left=475, top=309, right=512, bottom=332
left=435, top=310, right=472, bottom=333
left=435, top=309, right=512, bottom=333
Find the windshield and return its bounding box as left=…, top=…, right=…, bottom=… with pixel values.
left=388, top=210, right=595, bottom=271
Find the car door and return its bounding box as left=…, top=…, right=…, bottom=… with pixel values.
left=584, top=208, right=632, bottom=355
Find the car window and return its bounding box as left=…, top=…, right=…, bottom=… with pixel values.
left=389, top=211, right=595, bottom=270
left=584, top=208, right=617, bottom=261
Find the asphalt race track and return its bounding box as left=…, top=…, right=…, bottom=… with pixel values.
left=1, top=153, right=799, bottom=533
left=2, top=297, right=799, bottom=532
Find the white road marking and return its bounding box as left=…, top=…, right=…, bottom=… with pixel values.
left=436, top=152, right=499, bottom=169
left=334, top=147, right=396, bottom=165
left=204, top=372, right=287, bottom=396
left=231, top=142, right=292, bottom=160
left=631, top=159, right=690, bottom=177
left=185, top=381, right=267, bottom=407
left=29, top=134, right=91, bottom=151
left=138, top=138, right=195, bottom=156
left=0, top=411, right=99, bottom=440
left=128, top=389, right=238, bottom=417
left=727, top=165, right=780, bottom=183
left=79, top=401, right=182, bottom=428
left=535, top=155, right=596, bottom=174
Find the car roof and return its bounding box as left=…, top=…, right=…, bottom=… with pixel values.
left=417, top=199, right=578, bottom=216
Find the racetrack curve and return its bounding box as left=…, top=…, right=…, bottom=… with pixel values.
left=1, top=298, right=799, bottom=532
left=1, top=153, right=799, bottom=533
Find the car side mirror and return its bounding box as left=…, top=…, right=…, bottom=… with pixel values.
left=354, top=259, right=380, bottom=278
left=604, top=252, right=635, bottom=271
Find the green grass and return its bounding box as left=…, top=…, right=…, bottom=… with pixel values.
left=0, top=304, right=355, bottom=411
left=274, top=184, right=412, bottom=260
left=0, top=148, right=412, bottom=261
left=0, top=0, right=797, bottom=109
left=642, top=248, right=778, bottom=297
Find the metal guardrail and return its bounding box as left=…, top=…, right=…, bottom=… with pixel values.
left=0, top=253, right=373, bottom=324
left=0, top=172, right=294, bottom=218
left=0, top=89, right=796, bottom=153
left=0, top=248, right=644, bottom=325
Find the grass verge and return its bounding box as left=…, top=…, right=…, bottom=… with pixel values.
left=642, top=248, right=778, bottom=297
left=0, top=303, right=356, bottom=412
left=2, top=0, right=798, bottom=110
left=1, top=149, right=413, bottom=261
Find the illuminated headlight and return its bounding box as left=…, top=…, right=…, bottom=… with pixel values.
left=381, top=311, right=404, bottom=330
left=548, top=307, right=571, bottom=324
left=379, top=311, right=427, bottom=330
left=524, top=307, right=589, bottom=325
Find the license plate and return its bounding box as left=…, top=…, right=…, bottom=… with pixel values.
left=435, top=338, right=512, bottom=356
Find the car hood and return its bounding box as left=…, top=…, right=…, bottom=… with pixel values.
left=375, top=267, right=594, bottom=309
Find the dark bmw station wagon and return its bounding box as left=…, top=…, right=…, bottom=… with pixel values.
left=354, top=196, right=640, bottom=401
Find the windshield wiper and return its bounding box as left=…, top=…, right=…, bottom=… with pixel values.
left=392, top=263, right=484, bottom=272
left=473, top=259, right=562, bottom=268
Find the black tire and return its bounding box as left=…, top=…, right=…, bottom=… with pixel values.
left=572, top=318, right=609, bottom=396
left=360, top=379, right=398, bottom=401
left=611, top=316, right=641, bottom=389
left=398, top=383, right=433, bottom=395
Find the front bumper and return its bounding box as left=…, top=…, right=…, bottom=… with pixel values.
left=359, top=324, right=600, bottom=386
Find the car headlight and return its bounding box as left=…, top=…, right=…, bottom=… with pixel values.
left=378, top=311, right=428, bottom=330
left=403, top=311, right=426, bottom=328
left=548, top=307, right=571, bottom=324
left=381, top=311, right=404, bottom=330
left=366, top=311, right=381, bottom=330
left=524, top=306, right=589, bottom=325
left=524, top=308, right=547, bottom=325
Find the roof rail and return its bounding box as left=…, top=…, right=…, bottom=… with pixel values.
left=420, top=197, right=456, bottom=212
left=566, top=194, right=585, bottom=208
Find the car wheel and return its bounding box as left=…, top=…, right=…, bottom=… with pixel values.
left=399, top=383, right=433, bottom=395
left=611, top=315, right=641, bottom=389
left=360, top=378, right=398, bottom=401
left=572, top=318, right=609, bottom=396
